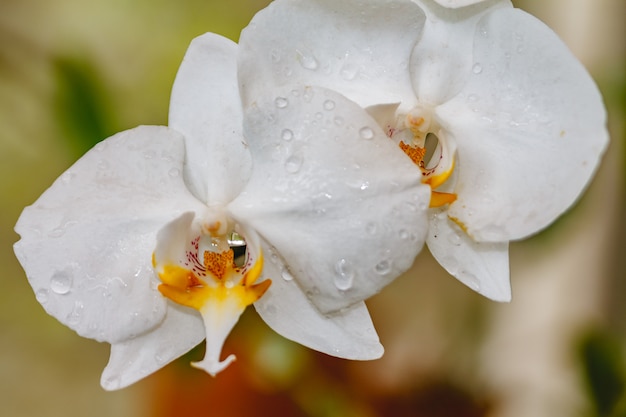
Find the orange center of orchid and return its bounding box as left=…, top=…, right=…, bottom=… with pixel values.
left=153, top=221, right=271, bottom=376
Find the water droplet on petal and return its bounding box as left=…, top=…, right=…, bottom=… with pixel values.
left=155, top=354, right=166, bottom=366
left=50, top=271, right=73, bottom=294
left=334, top=259, right=354, bottom=291
left=66, top=300, right=84, bottom=325
left=281, top=267, right=294, bottom=282
left=359, top=127, right=374, bottom=140
left=95, top=141, right=106, bottom=152
left=299, top=53, right=319, bottom=70
left=374, top=259, right=392, bottom=275
left=275, top=97, right=289, bottom=109
left=35, top=289, right=49, bottom=304
left=143, top=149, right=156, bottom=159
left=472, top=63, right=483, bottom=74
left=281, top=129, right=294, bottom=141
left=398, top=229, right=409, bottom=240
left=333, top=116, right=344, bottom=126
left=340, top=63, right=359, bottom=80
left=323, top=100, right=335, bottom=111
left=61, top=171, right=74, bottom=184
left=168, top=168, right=180, bottom=178
left=284, top=155, right=303, bottom=173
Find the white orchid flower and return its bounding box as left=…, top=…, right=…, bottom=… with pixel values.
left=14, top=33, right=431, bottom=389
left=239, top=0, right=609, bottom=302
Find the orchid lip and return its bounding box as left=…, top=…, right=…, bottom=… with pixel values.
left=390, top=105, right=457, bottom=208
left=153, top=212, right=270, bottom=376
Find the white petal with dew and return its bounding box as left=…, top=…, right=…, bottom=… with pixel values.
left=230, top=85, right=430, bottom=314
left=169, top=33, right=251, bottom=206
left=101, top=304, right=204, bottom=390
left=14, top=126, right=206, bottom=344
left=438, top=8, right=608, bottom=241
left=239, top=0, right=424, bottom=111
left=254, top=243, right=383, bottom=360
left=427, top=209, right=510, bottom=301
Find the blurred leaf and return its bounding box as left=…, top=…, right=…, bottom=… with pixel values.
left=578, top=329, right=626, bottom=417
left=53, top=56, right=114, bottom=156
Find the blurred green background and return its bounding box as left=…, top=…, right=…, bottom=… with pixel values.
left=0, top=0, right=624, bottom=416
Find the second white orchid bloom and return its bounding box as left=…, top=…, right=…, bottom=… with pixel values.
left=15, top=33, right=430, bottom=389
left=239, top=0, right=609, bottom=301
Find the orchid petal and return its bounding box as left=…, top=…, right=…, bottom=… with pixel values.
left=229, top=85, right=430, bottom=314
left=169, top=33, right=251, bottom=206
left=255, top=244, right=383, bottom=359
left=428, top=0, right=495, bottom=9
left=427, top=209, right=510, bottom=301
left=101, top=304, right=204, bottom=390
left=238, top=0, right=424, bottom=111
left=410, top=0, right=511, bottom=104
left=14, top=126, right=206, bottom=344
left=437, top=8, right=608, bottom=241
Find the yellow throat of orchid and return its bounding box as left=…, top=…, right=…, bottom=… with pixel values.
left=153, top=218, right=270, bottom=376
left=396, top=107, right=457, bottom=208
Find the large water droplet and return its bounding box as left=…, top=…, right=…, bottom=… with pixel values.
left=281, top=267, right=294, bottom=282
left=284, top=155, right=303, bottom=173
left=359, top=126, right=374, bottom=140
left=275, top=97, right=289, bottom=109
left=50, top=271, right=73, bottom=294
left=281, top=129, right=294, bottom=141
left=374, top=259, right=392, bottom=275
left=334, top=259, right=354, bottom=291
left=323, top=100, right=335, bottom=111
left=472, top=63, right=483, bottom=74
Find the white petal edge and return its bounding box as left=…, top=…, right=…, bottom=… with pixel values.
left=229, top=85, right=430, bottom=314
left=101, top=304, right=204, bottom=390
left=169, top=32, right=251, bottom=206
left=238, top=0, right=424, bottom=111
left=254, top=243, right=384, bottom=360
left=427, top=209, right=511, bottom=301
left=14, top=125, right=206, bottom=344
left=437, top=8, right=609, bottom=241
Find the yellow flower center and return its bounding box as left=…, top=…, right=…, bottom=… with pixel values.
left=394, top=107, right=457, bottom=208
left=153, top=217, right=270, bottom=376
